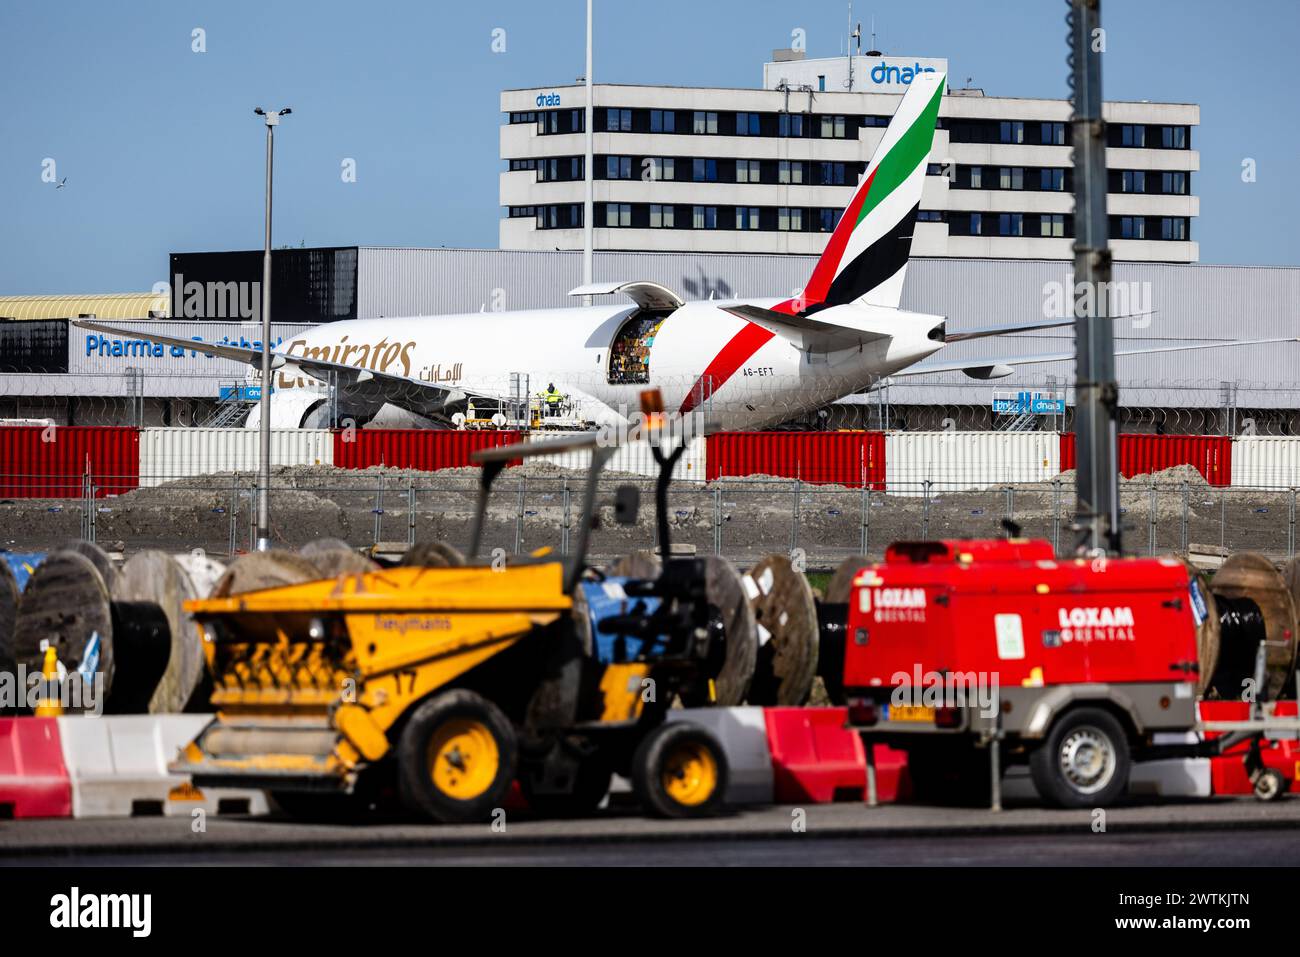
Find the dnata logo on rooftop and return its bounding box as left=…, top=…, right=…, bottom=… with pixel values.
left=535, top=91, right=562, bottom=107
left=870, top=61, right=937, bottom=86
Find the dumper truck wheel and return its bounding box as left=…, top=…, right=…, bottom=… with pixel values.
left=1253, top=768, right=1288, bottom=802
left=1030, top=707, right=1131, bottom=808
left=398, top=690, right=517, bottom=824
left=632, top=722, right=728, bottom=818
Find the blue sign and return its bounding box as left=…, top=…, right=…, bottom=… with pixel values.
left=869, top=62, right=937, bottom=86
left=535, top=92, right=562, bottom=107
left=992, top=391, right=1066, bottom=415
left=82, top=333, right=284, bottom=362
left=218, top=385, right=266, bottom=402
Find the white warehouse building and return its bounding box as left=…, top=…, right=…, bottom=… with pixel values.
left=500, top=53, right=1199, bottom=263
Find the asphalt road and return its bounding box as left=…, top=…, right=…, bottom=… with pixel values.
left=6, top=798, right=1300, bottom=866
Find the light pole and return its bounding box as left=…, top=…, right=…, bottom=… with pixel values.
left=582, top=0, right=593, bottom=305
left=253, top=106, right=290, bottom=551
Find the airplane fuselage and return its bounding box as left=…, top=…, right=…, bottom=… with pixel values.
left=267, top=299, right=945, bottom=432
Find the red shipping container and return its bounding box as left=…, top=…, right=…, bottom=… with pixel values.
left=706, top=431, right=886, bottom=487
left=333, top=429, right=525, bottom=471
left=1059, top=433, right=1231, bottom=487
left=0, top=426, right=139, bottom=499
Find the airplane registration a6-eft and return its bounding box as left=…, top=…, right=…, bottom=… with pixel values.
left=76, top=72, right=1291, bottom=434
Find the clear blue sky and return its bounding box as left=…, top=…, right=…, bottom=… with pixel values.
left=1, top=0, right=1296, bottom=294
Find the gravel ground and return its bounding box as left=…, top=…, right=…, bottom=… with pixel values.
left=0, top=462, right=1290, bottom=566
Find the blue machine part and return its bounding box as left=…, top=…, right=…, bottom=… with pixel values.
left=580, top=577, right=664, bottom=663
left=1, top=552, right=45, bottom=591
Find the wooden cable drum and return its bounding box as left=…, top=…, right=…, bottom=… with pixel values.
left=111, top=551, right=201, bottom=714
left=400, top=542, right=467, bottom=568
left=609, top=550, right=662, bottom=580
left=11, top=550, right=114, bottom=714
left=826, top=555, right=874, bottom=606
left=173, top=553, right=228, bottom=600
left=703, top=556, right=757, bottom=707
left=211, top=550, right=321, bottom=598
left=1179, top=560, right=1221, bottom=697
left=1209, top=553, right=1299, bottom=701
left=742, top=554, right=819, bottom=706
left=300, top=539, right=380, bottom=578
left=58, top=540, right=120, bottom=594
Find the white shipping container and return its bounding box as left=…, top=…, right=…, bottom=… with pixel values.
left=1230, top=436, right=1300, bottom=489
left=138, top=428, right=334, bottom=486
left=885, top=431, right=1061, bottom=496
left=523, top=434, right=707, bottom=482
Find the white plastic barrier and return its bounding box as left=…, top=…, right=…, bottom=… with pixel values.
left=58, top=715, right=270, bottom=819
left=667, top=706, right=774, bottom=805
left=138, top=428, right=333, bottom=487
left=885, top=431, right=1061, bottom=497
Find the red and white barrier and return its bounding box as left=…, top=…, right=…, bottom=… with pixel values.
left=0, top=717, right=72, bottom=819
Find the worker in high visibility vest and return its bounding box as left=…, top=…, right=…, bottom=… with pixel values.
left=543, top=383, right=562, bottom=417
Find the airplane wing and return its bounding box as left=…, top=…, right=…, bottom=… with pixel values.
left=889, top=337, right=1300, bottom=380
left=720, top=303, right=894, bottom=352
left=72, top=319, right=469, bottom=416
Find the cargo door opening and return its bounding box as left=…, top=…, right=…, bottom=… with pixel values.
left=607, top=311, right=666, bottom=385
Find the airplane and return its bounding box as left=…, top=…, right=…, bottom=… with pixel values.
left=75, top=71, right=1292, bottom=435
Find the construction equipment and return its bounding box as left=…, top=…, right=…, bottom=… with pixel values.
left=172, top=392, right=739, bottom=822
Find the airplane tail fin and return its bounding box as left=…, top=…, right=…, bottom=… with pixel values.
left=789, top=70, right=945, bottom=315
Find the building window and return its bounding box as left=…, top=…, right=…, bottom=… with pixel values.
left=1162, top=171, right=1186, bottom=195
left=999, top=167, right=1024, bottom=190
left=1041, top=122, right=1066, bottom=145
left=820, top=115, right=847, bottom=138
left=736, top=207, right=760, bottom=230
left=645, top=157, right=674, bottom=181
left=736, top=159, right=761, bottom=184
left=692, top=111, right=718, bottom=134
left=650, top=204, right=675, bottom=228
left=998, top=213, right=1024, bottom=237
left=819, top=162, right=846, bottom=186
left=778, top=160, right=804, bottom=184
left=969, top=166, right=983, bottom=189
left=778, top=207, right=804, bottom=231
left=1040, top=168, right=1065, bottom=191
left=736, top=112, right=761, bottom=135
left=1041, top=214, right=1065, bottom=238
left=1160, top=217, right=1187, bottom=240
left=969, top=212, right=983, bottom=236
left=692, top=158, right=717, bottom=182
left=916, top=211, right=942, bottom=222
left=1119, top=216, right=1145, bottom=239
left=605, top=203, right=631, bottom=227
left=778, top=113, right=804, bottom=137
left=1161, top=126, right=1187, bottom=149
left=1120, top=124, right=1146, bottom=147
left=1121, top=170, right=1146, bottom=194
left=692, top=205, right=717, bottom=229
left=650, top=109, right=675, bottom=133
left=605, top=108, right=631, bottom=132
left=817, top=208, right=842, bottom=232
left=605, top=156, right=632, bottom=179
left=862, top=115, right=889, bottom=128
left=999, top=120, right=1025, bottom=144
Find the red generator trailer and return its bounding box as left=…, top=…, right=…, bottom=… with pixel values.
left=838, top=538, right=1300, bottom=808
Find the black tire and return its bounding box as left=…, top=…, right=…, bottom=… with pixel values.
left=1029, top=707, right=1131, bottom=808
left=520, top=758, right=612, bottom=819
left=631, top=722, right=729, bottom=819
left=397, top=689, right=517, bottom=824
left=1253, top=768, right=1288, bottom=802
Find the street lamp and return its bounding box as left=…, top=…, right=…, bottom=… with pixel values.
left=253, top=106, right=290, bottom=551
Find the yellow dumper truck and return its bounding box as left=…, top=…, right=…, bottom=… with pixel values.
left=173, top=416, right=741, bottom=823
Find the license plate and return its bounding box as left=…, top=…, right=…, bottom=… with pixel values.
left=886, top=704, right=936, bottom=723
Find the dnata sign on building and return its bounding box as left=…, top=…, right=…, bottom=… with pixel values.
left=763, top=55, right=949, bottom=94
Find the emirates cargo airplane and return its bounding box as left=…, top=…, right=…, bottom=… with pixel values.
left=77, top=72, right=1287, bottom=433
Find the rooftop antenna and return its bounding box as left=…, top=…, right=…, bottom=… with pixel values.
left=866, top=16, right=881, bottom=57
left=845, top=2, right=857, bottom=90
